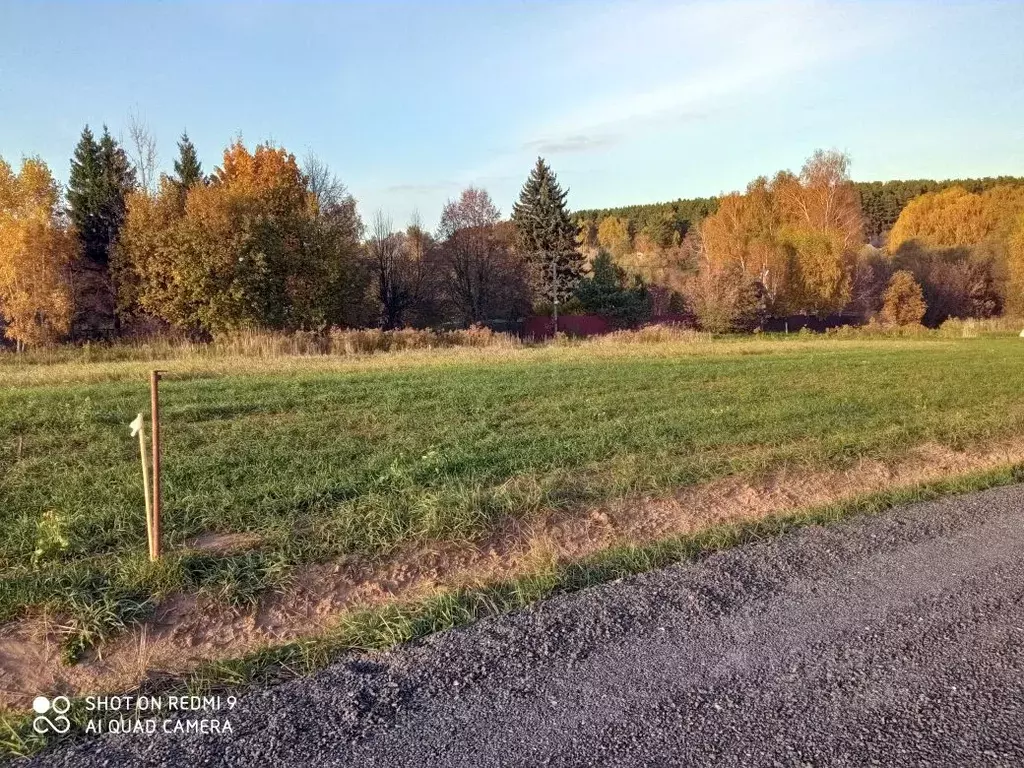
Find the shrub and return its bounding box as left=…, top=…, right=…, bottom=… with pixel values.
left=687, top=265, right=765, bottom=333
left=880, top=270, right=927, bottom=326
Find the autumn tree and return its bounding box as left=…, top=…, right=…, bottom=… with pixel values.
left=188, top=141, right=320, bottom=330
left=888, top=185, right=1024, bottom=323
left=116, top=140, right=346, bottom=334
left=773, top=152, right=863, bottom=314
left=0, top=157, right=77, bottom=348
left=366, top=212, right=428, bottom=329
left=698, top=180, right=787, bottom=311
left=1008, top=216, right=1024, bottom=316
left=880, top=270, right=926, bottom=326
left=780, top=228, right=852, bottom=314
left=697, top=150, right=863, bottom=316
left=886, top=185, right=1024, bottom=253
left=687, top=258, right=765, bottom=333
left=889, top=187, right=988, bottom=253
left=576, top=216, right=598, bottom=250
left=775, top=150, right=864, bottom=249
left=511, top=158, right=584, bottom=308
left=112, top=176, right=183, bottom=325
left=597, top=215, right=632, bottom=258
left=436, top=187, right=527, bottom=325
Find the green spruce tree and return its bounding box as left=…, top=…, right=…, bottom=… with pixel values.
left=68, top=125, right=135, bottom=266
left=574, top=250, right=651, bottom=327
left=67, top=125, right=104, bottom=264
left=511, top=157, right=584, bottom=307
left=97, top=126, right=135, bottom=251
left=67, top=125, right=135, bottom=337
left=173, top=131, right=205, bottom=190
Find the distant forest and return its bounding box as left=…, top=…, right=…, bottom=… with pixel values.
left=4, top=119, right=1024, bottom=350
left=576, top=176, right=1024, bottom=247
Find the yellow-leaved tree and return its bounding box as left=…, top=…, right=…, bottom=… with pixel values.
left=887, top=184, right=1024, bottom=322
left=1007, top=214, right=1024, bottom=316
left=597, top=216, right=632, bottom=259
left=696, top=150, right=864, bottom=315
left=888, top=186, right=998, bottom=252
left=0, top=156, right=77, bottom=348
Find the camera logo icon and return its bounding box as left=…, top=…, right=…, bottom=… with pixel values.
left=32, top=695, right=71, bottom=735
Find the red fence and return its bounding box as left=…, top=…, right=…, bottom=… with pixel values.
left=522, top=315, right=611, bottom=340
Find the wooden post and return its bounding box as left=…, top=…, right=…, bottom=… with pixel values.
left=150, top=371, right=163, bottom=560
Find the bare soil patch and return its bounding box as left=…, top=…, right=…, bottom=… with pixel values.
left=2, top=438, right=1023, bottom=711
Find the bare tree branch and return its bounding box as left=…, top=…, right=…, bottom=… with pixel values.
left=127, top=110, right=158, bottom=194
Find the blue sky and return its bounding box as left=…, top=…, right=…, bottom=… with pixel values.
left=1, top=0, right=1023, bottom=228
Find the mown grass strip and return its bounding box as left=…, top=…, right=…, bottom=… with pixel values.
left=4, top=463, right=1021, bottom=762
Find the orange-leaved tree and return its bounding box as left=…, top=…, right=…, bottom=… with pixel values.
left=880, top=270, right=926, bottom=326
left=0, top=156, right=77, bottom=348
left=888, top=186, right=1003, bottom=253
left=696, top=150, right=864, bottom=316
left=116, top=140, right=360, bottom=334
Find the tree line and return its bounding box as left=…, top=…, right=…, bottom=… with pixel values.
left=0, top=123, right=604, bottom=346
left=576, top=175, right=1024, bottom=254
left=2, top=123, right=1024, bottom=348
left=574, top=157, right=1024, bottom=331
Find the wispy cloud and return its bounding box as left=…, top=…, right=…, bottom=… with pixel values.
left=521, top=133, right=621, bottom=155
left=383, top=181, right=458, bottom=195
left=526, top=0, right=881, bottom=149
left=376, top=0, right=911, bottom=223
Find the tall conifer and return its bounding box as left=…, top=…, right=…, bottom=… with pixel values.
left=511, top=157, right=584, bottom=305
left=173, top=131, right=204, bottom=190
left=67, top=125, right=134, bottom=266
left=66, top=125, right=135, bottom=336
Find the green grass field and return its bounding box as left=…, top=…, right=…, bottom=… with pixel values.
left=2, top=332, right=1024, bottom=658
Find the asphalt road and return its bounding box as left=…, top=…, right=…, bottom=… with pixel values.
left=35, top=484, right=1024, bottom=767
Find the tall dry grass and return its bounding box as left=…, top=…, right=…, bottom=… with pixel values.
left=822, top=316, right=1024, bottom=339
left=0, top=325, right=522, bottom=366
left=938, top=316, right=1024, bottom=338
